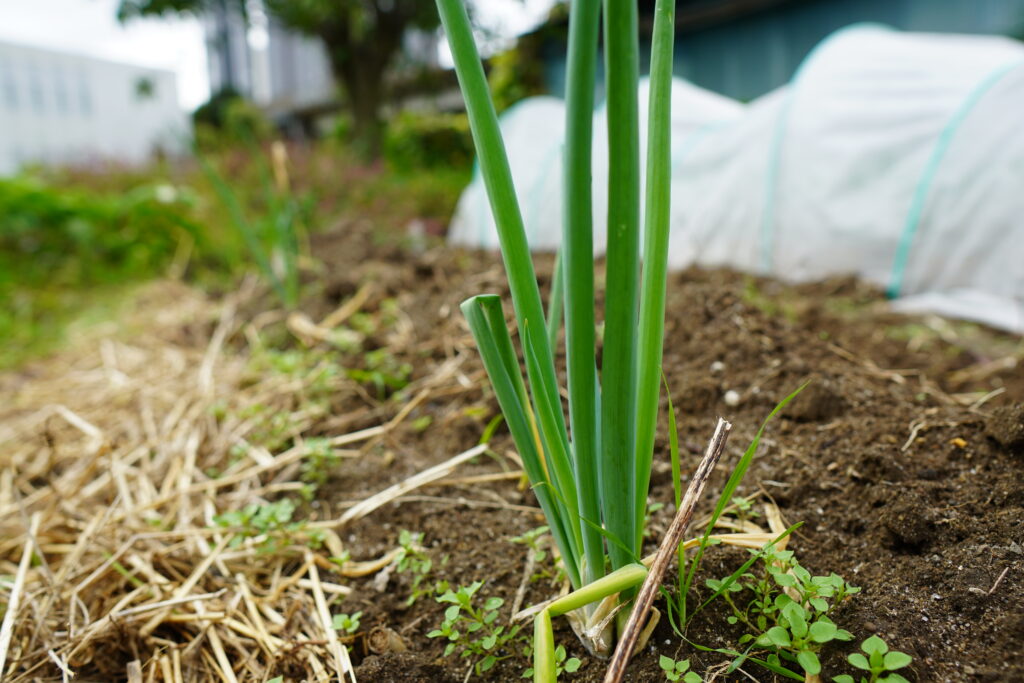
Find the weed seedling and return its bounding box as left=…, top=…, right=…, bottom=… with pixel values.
left=332, top=611, right=362, bottom=635
left=658, top=656, right=701, bottom=683
left=707, top=544, right=859, bottom=678
left=213, top=499, right=323, bottom=554
left=834, top=636, right=913, bottom=683
left=731, top=495, right=760, bottom=526
left=523, top=644, right=581, bottom=679
left=428, top=580, right=523, bottom=675
left=346, top=349, right=412, bottom=400
left=299, top=437, right=341, bottom=498
left=395, top=530, right=434, bottom=606
left=509, top=526, right=564, bottom=587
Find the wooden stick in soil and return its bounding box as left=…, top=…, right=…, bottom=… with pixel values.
left=603, top=418, right=732, bottom=683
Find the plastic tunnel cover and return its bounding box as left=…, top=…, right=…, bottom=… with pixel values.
left=757, top=23, right=894, bottom=272
left=887, top=58, right=1024, bottom=298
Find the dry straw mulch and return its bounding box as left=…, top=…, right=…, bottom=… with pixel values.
left=0, top=279, right=479, bottom=683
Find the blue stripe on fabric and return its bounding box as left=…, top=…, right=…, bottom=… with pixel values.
left=887, top=59, right=1024, bottom=298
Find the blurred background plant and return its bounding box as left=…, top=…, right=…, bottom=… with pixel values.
left=0, top=132, right=468, bottom=368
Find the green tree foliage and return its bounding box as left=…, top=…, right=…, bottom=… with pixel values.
left=118, top=0, right=440, bottom=158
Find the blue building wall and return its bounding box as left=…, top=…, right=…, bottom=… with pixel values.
left=540, top=0, right=1024, bottom=101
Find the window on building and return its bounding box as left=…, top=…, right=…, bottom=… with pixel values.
left=54, top=65, right=70, bottom=114
left=78, top=70, right=92, bottom=116
left=0, top=59, right=17, bottom=111
left=28, top=62, right=45, bottom=114
left=134, top=76, right=157, bottom=101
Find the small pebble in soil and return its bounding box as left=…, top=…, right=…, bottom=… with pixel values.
left=709, top=360, right=725, bottom=374
left=724, top=389, right=741, bottom=406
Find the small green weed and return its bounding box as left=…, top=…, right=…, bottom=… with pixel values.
left=299, top=437, right=341, bottom=498
left=708, top=544, right=860, bottom=678
left=731, top=495, right=760, bottom=526
left=213, top=499, right=322, bottom=554
left=523, top=644, right=580, bottom=679
left=834, top=636, right=913, bottom=683
left=643, top=501, right=665, bottom=538
left=428, top=580, right=523, bottom=676
left=658, top=655, right=701, bottom=683
left=332, top=611, right=362, bottom=635
left=395, top=530, right=435, bottom=606
left=347, top=348, right=412, bottom=399
left=509, top=526, right=564, bottom=587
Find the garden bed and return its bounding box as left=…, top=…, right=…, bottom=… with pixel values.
left=1, top=221, right=1020, bottom=682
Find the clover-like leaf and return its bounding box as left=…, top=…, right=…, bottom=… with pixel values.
left=774, top=573, right=797, bottom=587
left=883, top=651, right=913, bottom=670
left=880, top=674, right=910, bottom=683
left=765, top=626, right=790, bottom=647
left=784, top=604, right=808, bottom=639
left=797, top=649, right=821, bottom=675
left=861, top=635, right=889, bottom=656
left=848, top=653, right=870, bottom=671
left=809, top=620, right=838, bottom=643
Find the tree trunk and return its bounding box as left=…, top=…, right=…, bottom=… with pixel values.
left=334, top=57, right=387, bottom=161
left=324, top=14, right=405, bottom=162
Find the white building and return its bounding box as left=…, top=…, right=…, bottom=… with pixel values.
left=0, top=40, right=188, bottom=175
left=202, top=4, right=440, bottom=126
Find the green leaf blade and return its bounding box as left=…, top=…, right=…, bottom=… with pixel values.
left=601, top=0, right=642, bottom=574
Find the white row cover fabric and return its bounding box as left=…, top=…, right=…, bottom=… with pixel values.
left=447, top=25, right=1024, bottom=333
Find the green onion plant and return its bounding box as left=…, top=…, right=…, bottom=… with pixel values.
left=436, top=0, right=677, bottom=675
left=199, top=141, right=305, bottom=309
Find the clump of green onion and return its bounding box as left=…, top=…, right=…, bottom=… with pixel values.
left=435, top=0, right=676, bottom=676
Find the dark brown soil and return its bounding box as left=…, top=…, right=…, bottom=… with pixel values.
left=296, top=224, right=1023, bottom=683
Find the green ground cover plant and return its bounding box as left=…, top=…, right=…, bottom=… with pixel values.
left=658, top=655, right=701, bottom=682
left=395, top=530, right=437, bottom=606
left=212, top=499, right=324, bottom=555
left=834, top=636, right=913, bottom=683
left=1, top=135, right=465, bottom=369
left=707, top=544, right=859, bottom=678
left=0, top=175, right=208, bottom=366
left=331, top=611, right=362, bottom=636
left=428, top=580, right=524, bottom=675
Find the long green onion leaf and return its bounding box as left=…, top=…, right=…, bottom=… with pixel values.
left=545, top=249, right=564, bottom=354
left=437, top=0, right=579, bottom=583
left=601, top=0, right=642, bottom=573
left=562, top=0, right=604, bottom=587
left=634, top=0, right=676, bottom=544
left=461, top=295, right=582, bottom=587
